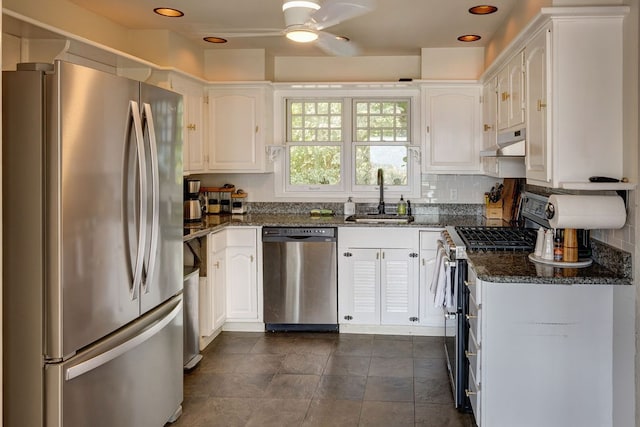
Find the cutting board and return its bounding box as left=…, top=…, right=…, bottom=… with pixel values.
left=501, top=178, right=519, bottom=222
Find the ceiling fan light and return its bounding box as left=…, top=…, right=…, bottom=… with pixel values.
left=282, top=1, right=321, bottom=12
left=286, top=29, right=318, bottom=42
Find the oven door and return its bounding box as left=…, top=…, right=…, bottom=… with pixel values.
left=443, top=257, right=470, bottom=411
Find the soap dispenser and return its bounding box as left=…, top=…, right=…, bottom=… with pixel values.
left=344, top=196, right=356, bottom=216
left=397, top=195, right=407, bottom=215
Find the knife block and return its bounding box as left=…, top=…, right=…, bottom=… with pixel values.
left=485, top=200, right=503, bottom=219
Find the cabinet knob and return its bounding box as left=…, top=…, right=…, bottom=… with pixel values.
left=501, top=92, right=510, bottom=101
left=187, top=123, right=196, bottom=131
left=409, top=316, right=419, bottom=322
left=483, top=124, right=493, bottom=132
left=250, top=255, right=254, bottom=263
left=214, top=261, right=220, bottom=269
left=344, top=315, right=353, bottom=320
left=537, top=99, right=547, bottom=111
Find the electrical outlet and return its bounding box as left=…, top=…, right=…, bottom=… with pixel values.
left=450, top=189, right=458, bottom=200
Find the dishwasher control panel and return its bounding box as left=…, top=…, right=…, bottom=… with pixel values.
left=262, top=227, right=336, bottom=238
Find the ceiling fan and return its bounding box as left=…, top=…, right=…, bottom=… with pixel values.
left=207, top=0, right=376, bottom=56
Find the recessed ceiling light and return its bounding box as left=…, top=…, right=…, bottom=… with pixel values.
left=458, top=34, right=481, bottom=42
left=282, top=1, right=321, bottom=11
left=153, top=7, right=184, bottom=17
left=335, top=36, right=350, bottom=42
left=203, top=37, right=227, bottom=44
left=469, top=5, right=498, bottom=15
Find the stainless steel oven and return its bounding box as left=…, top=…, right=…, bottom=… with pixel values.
left=439, top=227, right=470, bottom=412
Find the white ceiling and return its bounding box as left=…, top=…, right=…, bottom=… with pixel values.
left=68, top=0, right=520, bottom=57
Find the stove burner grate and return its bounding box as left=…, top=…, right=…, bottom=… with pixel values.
left=455, top=226, right=537, bottom=251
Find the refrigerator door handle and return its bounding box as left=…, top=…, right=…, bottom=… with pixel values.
left=141, top=102, right=160, bottom=294
left=125, top=100, right=148, bottom=299
left=64, top=298, right=182, bottom=381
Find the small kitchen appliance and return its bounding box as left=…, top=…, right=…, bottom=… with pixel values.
left=184, top=179, right=203, bottom=222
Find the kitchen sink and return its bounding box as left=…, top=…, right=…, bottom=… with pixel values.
left=345, top=214, right=415, bottom=224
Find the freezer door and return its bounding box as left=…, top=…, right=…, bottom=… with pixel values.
left=43, top=61, right=143, bottom=359
left=45, top=295, right=183, bottom=427
left=139, top=83, right=183, bottom=314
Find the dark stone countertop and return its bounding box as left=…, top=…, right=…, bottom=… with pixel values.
left=184, top=213, right=631, bottom=286
left=183, top=213, right=501, bottom=241
left=468, top=252, right=631, bottom=285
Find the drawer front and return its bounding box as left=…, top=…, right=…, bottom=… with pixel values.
left=467, top=368, right=481, bottom=425
left=467, top=295, right=481, bottom=345
left=465, top=267, right=480, bottom=304
left=467, top=330, right=481, bottom=382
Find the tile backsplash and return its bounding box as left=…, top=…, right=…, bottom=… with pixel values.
left=421, top=174, right=502, bottom=204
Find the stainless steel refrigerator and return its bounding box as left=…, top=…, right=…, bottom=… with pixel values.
left=3, top=60, right=184, bottom=427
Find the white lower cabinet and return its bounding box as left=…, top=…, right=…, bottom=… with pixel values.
left=199, top=230, right=227, bottom=348
left=467, top=265, right=634, bottom=427
left=199, top=227, right=261, bottom=348
left=418, top=230, right=444, bottom=328
left=224, top=227, right=260, bottom=323
left=338, top=228, right=419, bottom=327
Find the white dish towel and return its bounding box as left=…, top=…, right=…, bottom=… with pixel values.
left=430, top=246, right=452, bottom=308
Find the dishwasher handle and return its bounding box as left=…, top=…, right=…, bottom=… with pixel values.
left=263, top=235, right=335, bottom=243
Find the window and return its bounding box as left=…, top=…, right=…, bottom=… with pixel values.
left=275, top=88, right=420, bottom=199
left=287, top=100, right=343, bottom=189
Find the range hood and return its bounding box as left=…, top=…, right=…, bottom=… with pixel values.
left=480, top=128, right=526, bottom=157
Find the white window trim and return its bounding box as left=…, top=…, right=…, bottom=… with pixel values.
left=273, top=86, right=421, bottom=201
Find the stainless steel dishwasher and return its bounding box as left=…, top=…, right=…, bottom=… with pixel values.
left=262, top=227, right=338, bottom=332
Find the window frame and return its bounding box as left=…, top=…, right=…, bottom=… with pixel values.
left=273, top=85, right=421, bottom=201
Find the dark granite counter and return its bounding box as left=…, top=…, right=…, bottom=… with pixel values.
left=468, top=252, right=631, bottom=285
left=184, top=213, right=631, bottom=285
left=183, top=213, right=503, bottom=241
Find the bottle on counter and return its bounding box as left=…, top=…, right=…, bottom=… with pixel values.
left=534, top=227, right=545, bottom=257
left=542, top=228, right=554, bottom=260
left=553, top=230, right=564, bottom=262
left=344, top=196, right=355, bottom=216
left=397, top=195, right=407, bottom=215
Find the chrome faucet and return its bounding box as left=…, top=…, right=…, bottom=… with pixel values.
left=377, top=168, right=385, bottom=214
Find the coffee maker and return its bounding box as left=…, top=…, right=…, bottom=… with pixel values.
left=184, top=179, right=203, bottom=222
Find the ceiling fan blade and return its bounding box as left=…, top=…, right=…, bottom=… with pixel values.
left=315, top=31, right=360, bottom=56
left=309, top=0, right=376, bottom=30
left=202, top=29, right=285, bottom=38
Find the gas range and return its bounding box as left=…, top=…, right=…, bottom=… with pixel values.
left=455, top=226, right=537, bottom=252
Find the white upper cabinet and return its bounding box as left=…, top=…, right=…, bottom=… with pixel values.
left=421, top=85, right=482, bottom=174
left=497, top=51, right=525, bottom=132
left=207, top=84, right=273, bottom=173
left=166, top=74, right=206, bottom=174
left=524, top=9, right=626, bottom=188
left=525, top=27, right=550, bottom=184
left=481, top=78, right=497, bottom=152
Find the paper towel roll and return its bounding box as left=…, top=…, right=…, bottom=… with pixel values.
left=547, top=195, right=626, bottom=229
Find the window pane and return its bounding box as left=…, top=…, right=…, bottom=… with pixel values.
left=355, top=146, right=407, bottom=186
left=354, top=99, right=410, bottom=142
left=289, top=146, right=341, bottom=185
left=288, top=99, right=342, bottom=143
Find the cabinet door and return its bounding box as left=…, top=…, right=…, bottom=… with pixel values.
left=211, top=249, right=226, bottom=330
left=201, top=233, right=226, bottom=337
left=171, top=76, right=206, bottom=174
left=507, top=52, right=525, bottom=129
left=339, top=248, right=380, bottom=325
left=225, top=229, right=258, bottom=320
left=525, top=27, right=551, bottom=183
left=380, top=248, right=418, bottom=325
left=184, top=92, right=206, bottom=173
left=207, top=87, right=269, bottom=172
left=481, top=79, right=497, bottom=151
left=496, top=67, right=509, bottom=131
left=419, top=231, right=444, bottom=327
left=422, top=86, right=482, bottom=173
